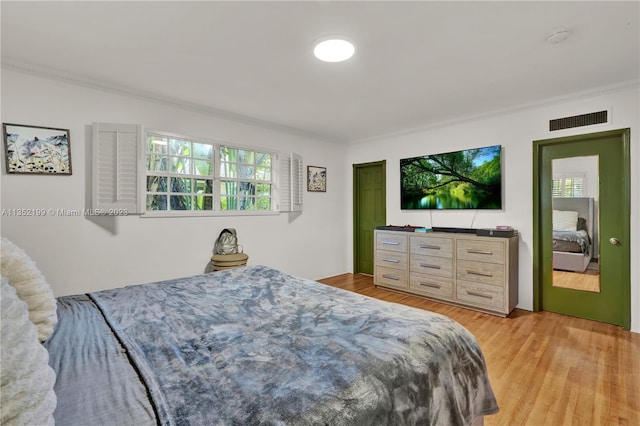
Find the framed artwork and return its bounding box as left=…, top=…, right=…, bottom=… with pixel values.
left=307, top=165, right=326, bottom=192
left=3, top=123, right=71, bottom=174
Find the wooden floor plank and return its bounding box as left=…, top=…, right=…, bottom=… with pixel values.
left=317, top=273, right=640, bottom=426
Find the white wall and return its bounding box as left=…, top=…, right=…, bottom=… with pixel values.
left=346, top=84, right=640, bottom=332
left=3, top=69, right=638, bottom=332
left=552, top=156, right=599, bottom=200
left=1, top=70, right=349, bottom=296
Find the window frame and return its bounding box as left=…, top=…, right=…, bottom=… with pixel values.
left=142, top=130, right=280, bottom=217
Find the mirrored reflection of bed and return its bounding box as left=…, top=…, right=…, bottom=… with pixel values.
left=552, top=197, right=595, bottom=273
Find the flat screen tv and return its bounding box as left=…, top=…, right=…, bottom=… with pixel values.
left=400, top=145, right=502, bottom=210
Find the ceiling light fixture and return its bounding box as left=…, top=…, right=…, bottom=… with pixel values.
left=313, top=36, right=355, bottom=62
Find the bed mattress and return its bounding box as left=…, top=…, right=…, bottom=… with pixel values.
left=45, top=265, right=498, bottom=425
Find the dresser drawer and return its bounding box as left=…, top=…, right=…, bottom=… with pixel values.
left=410, top=235, right=453, bottom=258
left=410, top=254, right=453, bottom=278
left=375, top=266, right=408, bottom=289
left=456, top=259, right=504, bottom=287
left=457, top=239, right=505, bottom=264
left=410, top=273, right=454, bottom=299
left=375, top=229, right=517, bottom=317
left=376, top=232, right=408, bottom=253
left=376, top=249, right=408, bottom=271
left=456, top=280, right=505, bottom=311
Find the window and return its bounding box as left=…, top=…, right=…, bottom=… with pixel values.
left=92, top=123, right=301, bottom=216
left=145, top=133, right=215, bottom=212
left=144, top=131, right=280, bottom=214
left=552, top=176, right=584, bottom=197
left=219, top=147, right=274, bottom=211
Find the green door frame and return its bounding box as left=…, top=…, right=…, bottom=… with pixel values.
left=532, top=128, right=631, bottom=330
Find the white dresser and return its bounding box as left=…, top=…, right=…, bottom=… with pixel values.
left=374, top=230, right=519, bottom=316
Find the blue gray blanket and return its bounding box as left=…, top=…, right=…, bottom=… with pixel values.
left=553, top=229, right=592, bottom=255
left=86, top=265, right=497, bottom=425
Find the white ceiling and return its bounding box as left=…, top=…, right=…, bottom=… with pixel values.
left=2, top=1, right=639, bottom=144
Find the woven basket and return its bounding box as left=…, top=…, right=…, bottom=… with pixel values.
left=210, top=253, right=248, bottom=271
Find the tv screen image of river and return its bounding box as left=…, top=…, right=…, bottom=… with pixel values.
left=400, top=145, right=502, bottom=210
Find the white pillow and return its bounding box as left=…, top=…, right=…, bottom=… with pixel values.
left=1, top=278, right=56, bottom=425
left=553, top=210, right=579, bottom=231
left=1, top=237, right=57, bottom=342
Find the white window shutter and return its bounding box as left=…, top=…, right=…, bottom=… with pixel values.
left=92, top=123, right=144, bottom=214
left=279, top=152, right=303, bottom=212
left=291, top=153, right=303, bottom=211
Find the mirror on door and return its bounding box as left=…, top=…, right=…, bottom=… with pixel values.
left=550, top=156, right=600, bottom=293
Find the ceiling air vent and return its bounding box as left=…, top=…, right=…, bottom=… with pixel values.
left=549, top=110, right=608, bottom=131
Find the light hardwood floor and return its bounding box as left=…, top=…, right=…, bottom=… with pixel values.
left=553, top=269, right=600, bottom=293
left=317, top=273, right=640, bottom=426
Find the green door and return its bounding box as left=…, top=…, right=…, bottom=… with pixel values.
left=533, top=129, right=630, bottom=329
left=353, top=161, right=386, bottom=274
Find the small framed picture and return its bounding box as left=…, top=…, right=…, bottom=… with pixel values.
left=3, top=123, right=71, bottom=175
left=307, top=165, right=326, bottom=192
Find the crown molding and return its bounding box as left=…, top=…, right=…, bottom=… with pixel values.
left=1, top=58, right=340, bottom=144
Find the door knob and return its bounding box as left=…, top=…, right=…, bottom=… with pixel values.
left=609, top=237, right=620, bottom=245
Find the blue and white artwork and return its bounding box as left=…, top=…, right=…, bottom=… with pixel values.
left=3, top=123, right=71, bottom=174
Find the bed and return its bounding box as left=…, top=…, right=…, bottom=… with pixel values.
left=1, top=238, right=499, bottom=426
left=552, top=197, right=595, bottom=272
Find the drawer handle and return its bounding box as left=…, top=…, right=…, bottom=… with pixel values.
left=466, top=270, right=493, bottom=277
left=420, top=244, right=441, bottom=250
left=467, top=249, right=493, bottom=255
left=420, top=263, right=441, bottom=270
left=466, top=290, right=493, bottom=299
left=382, top=274, right=400, bottom=281
left=419, top=282, right=441, bottom=289
left=383, top=241, right=400, bottom=246
left=382, top=258, right=400, bottom=263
